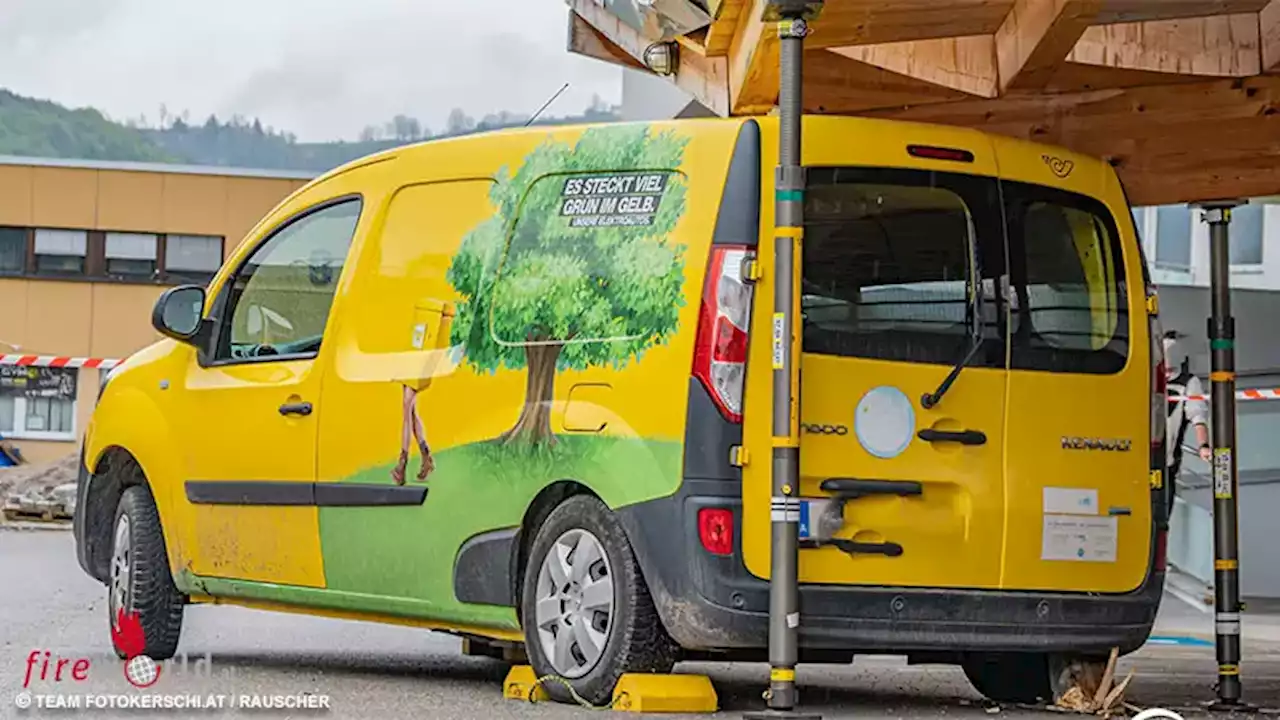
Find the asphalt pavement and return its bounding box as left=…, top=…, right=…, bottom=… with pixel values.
left=4, top=525, right=1280, bottom=719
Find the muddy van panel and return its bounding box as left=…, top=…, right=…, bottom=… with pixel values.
left=616, top=484, right=1163, bottom=653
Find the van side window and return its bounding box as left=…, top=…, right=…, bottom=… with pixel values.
left=1003, top=182, right=1129, bottom=374
left=801, top=167, right=1005, bottom=368
left=213, top=198, right=362, bottom=362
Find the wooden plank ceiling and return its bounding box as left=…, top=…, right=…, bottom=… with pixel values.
left=566, top=0, right=1280, bottom=206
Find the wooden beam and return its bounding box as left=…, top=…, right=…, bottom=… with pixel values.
left=727, top=0, right=778, bottom=114
left=705, top=0, right=747, bottom=55
left=1263, top=0, right=1280, bottom=72
left=1069, top=13, right=1261, bottom=77
left=805, top=1, right=1017, bottom=50
left=568, top=11, right=646, bottom=71
left=806, top=49, right=975, bottom=112
left=851, top=76, right=1280, bottom=205
left=1096, top=0, right=1270, bottom=24
left=567, top=0, right=731, bottom=116
left=831, top=36, right=1000, bottom=98
left=995, top=0, right=1104, bottom=92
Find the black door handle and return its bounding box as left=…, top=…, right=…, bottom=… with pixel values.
left=279, top=401, right=313, bottom=417
left=917, top=428, right=986, bottom=446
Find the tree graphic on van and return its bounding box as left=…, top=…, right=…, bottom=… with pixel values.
left=446, top=125, right=690, bottom=446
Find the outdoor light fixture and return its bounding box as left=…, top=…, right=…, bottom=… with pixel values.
left=643, top=41, right=679, bottom=76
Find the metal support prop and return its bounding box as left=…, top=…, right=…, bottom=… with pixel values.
left=1196, top=201, right=1250, bottom=711
left=746, top=2, right=822, bottom=719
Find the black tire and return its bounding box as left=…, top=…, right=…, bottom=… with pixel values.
left=520, top=494, right=677, bottom=706
left=108, top=485, right=185, bottom=661
left=962, top=652, right=1055, bottom=704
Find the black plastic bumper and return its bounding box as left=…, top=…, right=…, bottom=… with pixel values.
left=616, top=479, right=1163, bottom=656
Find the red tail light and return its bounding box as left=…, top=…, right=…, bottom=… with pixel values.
left=698, top=508, right=735, bottom=556
left=1154, top=528, right=1168, bottom=572
left=693, top=246, right=754, bottom=423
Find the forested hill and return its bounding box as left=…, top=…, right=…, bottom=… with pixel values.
left=0, top=89, right=623, bottom=173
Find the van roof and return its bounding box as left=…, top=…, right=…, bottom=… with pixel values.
left=308, top=114, right=1109, bottom=189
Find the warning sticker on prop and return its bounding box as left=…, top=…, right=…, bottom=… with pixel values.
left=1215, top=448, right=1234, bottom=499
left=560, top=173, right=670, bottom=228
left=772, top=313, right=785, bottom=369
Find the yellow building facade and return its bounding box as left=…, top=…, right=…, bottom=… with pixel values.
left=0, top=155, right=312, bottom=464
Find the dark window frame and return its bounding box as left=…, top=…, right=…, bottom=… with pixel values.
left=201, top=194, right=364, bottom=370
left=0, top=226, right=27, bottom=277
left=800, top=165, right=1008, bottom=370
left=0, top=225, right=224, bottom=285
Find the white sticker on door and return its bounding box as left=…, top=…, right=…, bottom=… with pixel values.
left=1041, top=514, right=1117, bottom=563
left=1043, top=487, right=1098, bottom=516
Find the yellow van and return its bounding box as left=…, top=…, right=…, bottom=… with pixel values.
left=74, top=115, right=1168, bottom=705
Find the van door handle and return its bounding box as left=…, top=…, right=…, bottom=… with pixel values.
left=278, top=401, right=313, bottom=417
left=917, top=428, right=986, bottom=446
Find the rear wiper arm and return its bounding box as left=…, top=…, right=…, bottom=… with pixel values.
left=920, top=337, right=983, bottom=410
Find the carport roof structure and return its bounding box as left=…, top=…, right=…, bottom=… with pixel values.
left=567, top=0, right=1280, bottom=206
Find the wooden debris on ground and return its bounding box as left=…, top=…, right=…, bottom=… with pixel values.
left=1054, top=647, right=1136, bottom=717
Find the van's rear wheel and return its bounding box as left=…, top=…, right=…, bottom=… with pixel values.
left=520, top=495, right=676, bottom=706
left=108, top=486, right=185, bottom=661
left=962, top=653, right=1056, bottom=704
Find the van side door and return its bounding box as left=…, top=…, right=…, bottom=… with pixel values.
left=177, top=197, right=362, bottom=587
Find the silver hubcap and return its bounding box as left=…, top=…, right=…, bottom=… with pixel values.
left=109, top=515, right=132, bottom=621
left=534, top=529, right=615, bottom=679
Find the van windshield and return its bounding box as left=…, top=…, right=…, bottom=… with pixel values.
left=800, top=167, right=1006, bottom=370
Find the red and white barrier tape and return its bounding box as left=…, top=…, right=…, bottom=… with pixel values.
left=1171, top=389, right=1280, bottom=403
left=0, top=354, right=121, bottom=370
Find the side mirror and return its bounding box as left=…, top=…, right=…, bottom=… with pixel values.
left=152, top=285, right=207, bottom=343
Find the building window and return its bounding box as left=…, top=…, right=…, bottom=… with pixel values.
left=34, top=229, right=88, bottom=276
left=1154, top=205, right=1192, bottom=271
left=1229, top=203, right=1264, bottom=268
left=0, top=227, right=25, bottom=274
left=105, top=232, right=159, bottom=280
left=0, top=366, right=78, bottom=440
left=165, top=234, right=224, bottom=285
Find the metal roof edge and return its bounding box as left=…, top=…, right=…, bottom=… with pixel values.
left=0, top=154, right=317, bottom=181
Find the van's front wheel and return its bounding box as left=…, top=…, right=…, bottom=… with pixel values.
left=108, top=485, right=185, bottom=661
left=520, top=495, right=676, bottom=706
left=961, top=652, right=1057, bottom=704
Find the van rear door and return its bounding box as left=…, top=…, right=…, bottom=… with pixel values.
left=996, top=152, right=1151, bottom=593
left=742, top=136, right=1013, bottom=591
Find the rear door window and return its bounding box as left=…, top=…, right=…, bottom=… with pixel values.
left=1002, top=181, right=1129, bottom=374
left=801, top=167, right=1006, bottom=368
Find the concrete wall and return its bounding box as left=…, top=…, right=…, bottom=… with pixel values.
left=1158, top=284, right=1280, bottom=598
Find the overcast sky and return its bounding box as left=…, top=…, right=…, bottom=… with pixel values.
left=0, top=0, right=624, bottom=142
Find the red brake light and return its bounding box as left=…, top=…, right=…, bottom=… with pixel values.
left=698, top=508, right=734, bottom=556
left=693, top=246, right=754, bottom=423
left=907, top=145, right=975, bottom=163
left=1154, top=528, right=1168, bottom=572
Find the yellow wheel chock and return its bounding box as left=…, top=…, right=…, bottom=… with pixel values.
left=502, top=665, right=718, bottom=713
